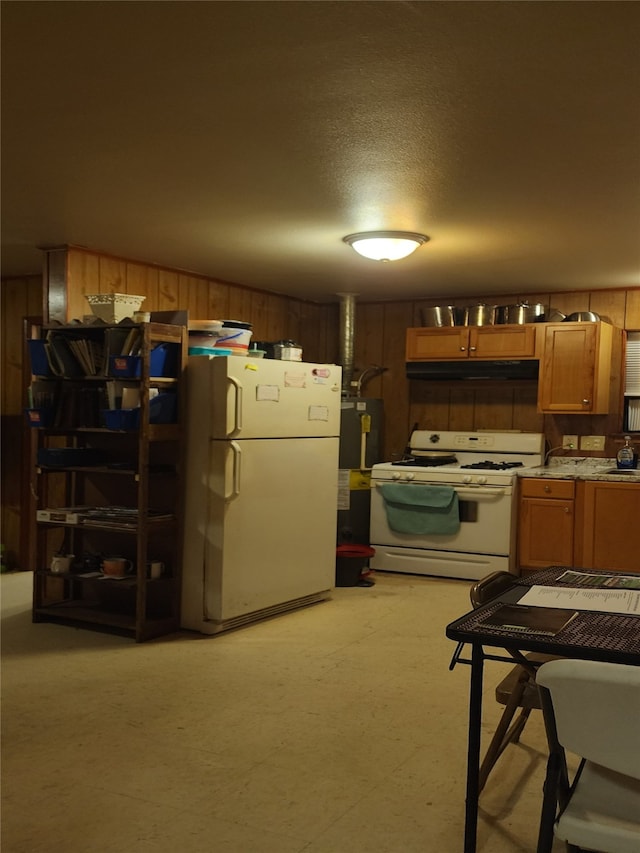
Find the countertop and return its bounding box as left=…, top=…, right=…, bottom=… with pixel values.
left=517, top=457, right=640, bottom=483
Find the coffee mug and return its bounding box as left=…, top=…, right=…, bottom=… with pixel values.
left=51, top=554, right=74, bottom=574
left=101, top=557, right=133, bottom=578
left=147, top=561, right=165, bottom=579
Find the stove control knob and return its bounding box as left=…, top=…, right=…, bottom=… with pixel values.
left=405, top=473, right=416, bottom=481
left=478, top=476, right=488, bottom=485
left=391, top=472, right=401, bottom=480
left=463, top=475, right=472, bottom=484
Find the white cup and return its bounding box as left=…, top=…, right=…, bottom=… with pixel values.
left=147, top=561, right=165, bottom=579
left=50, top=554, right=73, bottom=574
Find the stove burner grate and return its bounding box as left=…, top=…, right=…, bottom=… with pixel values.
left=459, top=460, right=524, bottom=470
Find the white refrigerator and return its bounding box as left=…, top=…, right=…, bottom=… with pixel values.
left=181, top=355, right=342, bottom=634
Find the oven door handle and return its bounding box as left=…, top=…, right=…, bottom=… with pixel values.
left=374, top=483, right=508, bottom=498
left=453, top=487, right=507, bottom=498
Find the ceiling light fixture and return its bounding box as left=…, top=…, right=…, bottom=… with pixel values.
left=343, top=231, right=429, bottom=262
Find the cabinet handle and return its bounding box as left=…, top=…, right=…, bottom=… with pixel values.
left=460, top=347, right=466, bottom=352
left=564, top=507, right=570, bottom=513
left=582, top=399, right=590, bottom=405
left=469, top=346, right=477, bottom=352
left=544, top=485, right=551, bottom=493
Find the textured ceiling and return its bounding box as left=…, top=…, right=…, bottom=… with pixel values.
left=2, top=1, right=640, bottom=303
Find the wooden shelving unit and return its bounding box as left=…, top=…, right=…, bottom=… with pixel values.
left=27, top=321, right=187, bottom=642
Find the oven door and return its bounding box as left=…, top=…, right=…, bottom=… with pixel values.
left=369, top=480, right=515, bottom=557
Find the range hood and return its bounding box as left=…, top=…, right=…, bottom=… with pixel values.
left=406, top=360, right=540, bottom=381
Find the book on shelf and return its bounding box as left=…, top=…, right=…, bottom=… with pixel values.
left=479, top=604, right=578, bottom=637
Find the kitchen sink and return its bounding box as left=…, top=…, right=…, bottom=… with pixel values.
left=603, top=468, right=639, bottom=474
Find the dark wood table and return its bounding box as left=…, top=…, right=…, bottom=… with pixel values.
left=445, top=566, right=640, bottom=853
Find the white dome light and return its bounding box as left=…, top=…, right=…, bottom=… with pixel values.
left=343, top=231, right=429, bottom=261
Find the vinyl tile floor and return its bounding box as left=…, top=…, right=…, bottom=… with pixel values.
left=1, top=570, right=567, bottom=853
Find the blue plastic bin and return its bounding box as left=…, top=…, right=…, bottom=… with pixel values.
left=102, top=394, right=177, bottom=430
left=109, top=344, right=175, bottom=378
left=25, top=407, right=55, bottom=428
left=28, top=340, right=52, bottom=376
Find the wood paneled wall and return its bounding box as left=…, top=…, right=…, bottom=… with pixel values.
left=2, top=244, right=639, bottom=568
left=352, top=288, right=640, bottom=462
left=1, top=275, right=43, bottom=569
left=43, top=246, right=339, bottom=365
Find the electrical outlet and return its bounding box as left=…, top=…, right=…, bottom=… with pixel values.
left=562, top=435, right=579, bottom=449
left=580, top=435, right=606, bottom=451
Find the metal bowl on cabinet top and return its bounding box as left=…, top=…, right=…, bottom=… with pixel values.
left=565, top=311, right=601, bottom=322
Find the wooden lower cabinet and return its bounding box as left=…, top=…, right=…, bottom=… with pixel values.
left=518, top=479, right=575, bottom=571
left=578, top=480, right=640, bottom=573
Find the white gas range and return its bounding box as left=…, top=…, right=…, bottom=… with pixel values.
left=369, top=430, right=545, bottom=580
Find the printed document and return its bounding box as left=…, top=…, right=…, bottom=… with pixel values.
left=519, top=585, right=640, bottom=616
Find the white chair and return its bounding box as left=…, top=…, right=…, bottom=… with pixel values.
left=536, top=658, right=640, bottom=853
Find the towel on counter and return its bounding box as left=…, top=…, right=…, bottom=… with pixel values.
left=380, top=484, right=460, bottom=535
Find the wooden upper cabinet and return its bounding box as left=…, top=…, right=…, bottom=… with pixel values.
left=406, top=324, right=537, bottom=361
left=406, top=327, right=469, bottom=360
left=579, top=480, right=640, bottom=573
left=537, top=322, right=614, bottom=414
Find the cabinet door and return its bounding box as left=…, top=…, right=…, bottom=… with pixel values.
left=538, top=323, right=611, bottom=413
left=518, top=496, right=574, bottom=569
left=406, top=327, right=469, bottom=360
left=469, top=325, right=537, bottom=358
left=580, top=481, right=640, bottom=573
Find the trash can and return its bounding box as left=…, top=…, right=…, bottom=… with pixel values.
left=335, top=544, right=376, bottom=587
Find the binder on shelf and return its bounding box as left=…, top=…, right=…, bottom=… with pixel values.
left=45, top=332, right=85, bottom=377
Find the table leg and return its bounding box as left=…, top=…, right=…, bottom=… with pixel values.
left=463, top=643, right=484, bottom=853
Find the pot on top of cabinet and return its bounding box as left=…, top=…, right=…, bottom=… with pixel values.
left=497, top=302, right=547, bottom=324
left=420, top=305, right=467, bottom=327
left=466, top=304, right=498, bottom=326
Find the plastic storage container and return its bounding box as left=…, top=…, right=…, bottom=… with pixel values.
left=28, top=340, right=52, bottom=376
left=109, top=344, right=175, bottom=378
left=102, top=394, right=177, bottom=430
left=25, top=407, right=55, bottom=428
left=335, top=544, right=376, bottom=587
left=37, top=448, right=107, bottom=468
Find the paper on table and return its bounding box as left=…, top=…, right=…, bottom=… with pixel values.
left=520, top=585, right=640, bottom=616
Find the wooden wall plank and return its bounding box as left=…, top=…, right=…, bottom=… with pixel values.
left=511, top=384, right=543, bottom=432
left=178, top=273, right=206, bottom=319
left=297, top=301, right=327, bottom=364
left=98, top=256, right=126, bottom=292
left=548, top=291, right=588, bottom=317
left=473, top=385, right=516, bottom=430
left=353, top=302, right=385, bottom=398
left=625, top=289, right=640, bottom=329
left=205, top=279, right=229, bottom=321
left=448, top=386, right=476, bottom=431
left=589, top=290, right=626, bottom=327
left=67, top=248, right=100, bottom=321
left=158, top=269, right=180, bottom=310
left=410, top=384, right=451, bottom=432
left=126, top=262, right=159, bottom=311
left=381, top=302, right=413, bottom=459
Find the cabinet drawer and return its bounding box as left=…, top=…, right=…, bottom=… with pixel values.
left=520, top=478, right=575, bottom=499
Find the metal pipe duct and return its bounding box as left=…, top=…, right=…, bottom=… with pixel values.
left=337, top=292, right=357, bottom=395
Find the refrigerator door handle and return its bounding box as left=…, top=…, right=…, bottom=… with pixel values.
left=228, top=376, right=242, bottom=433
left=229, top=440, right=242, bottom=499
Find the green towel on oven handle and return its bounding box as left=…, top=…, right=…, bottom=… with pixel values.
left=379, top=483, right=460, bottom=535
